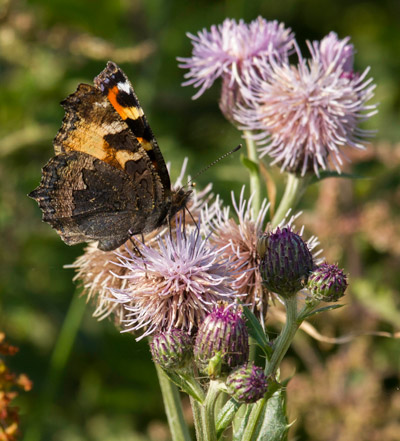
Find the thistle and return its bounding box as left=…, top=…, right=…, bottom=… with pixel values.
left=308, top=263, right=348, bottom=303
left=150, top=329, right=193, bottom=372
left=258, top=227, right=315, bottom=297
left=226, top=363, right=268, bottom=403
left=194, top=304, right=249, bottom=378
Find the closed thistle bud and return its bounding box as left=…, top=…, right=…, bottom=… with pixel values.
left=258, top=227, right=314, bottom=297
left=226, top=363, right=268, bottom=403
left=308, top=263, right=348, bottom=302
left=194, top=304, right=249, bottom=379
left=150, top=329, right=193, bottom=371
left=219, top=76, right=241, bottom=124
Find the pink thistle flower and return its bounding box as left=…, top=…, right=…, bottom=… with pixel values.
left=178, top=17, right=295, bottom=100
left=236, top=34, right=377, bottom=176
left=70, top=242, right=132, bottom=324
left=202, top=192, right=323, bottom=317
left=203, top=187, right=270, bottom=319
left=69, top=160, right=214, bottom=323
left=311, top=31, right=355, bottom=74
left=110, top=220, right=240, bottom=339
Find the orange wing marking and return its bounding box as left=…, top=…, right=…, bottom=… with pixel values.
left=107, top=86, right=144, bottom=121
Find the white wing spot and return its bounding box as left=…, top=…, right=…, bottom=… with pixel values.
left=117, top=81, right=132, bottom=94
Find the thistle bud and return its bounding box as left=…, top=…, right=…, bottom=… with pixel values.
left=150, top=329, right=193, bottom=371
left=308, top=263, right=348, bottom=302
left=258, top=227, right=314, bottom=297
left=194, top=304, right=249, bottom=379
left=226, top=363, right=268, bottom=403
left=219, top=76, right=241, bottom=124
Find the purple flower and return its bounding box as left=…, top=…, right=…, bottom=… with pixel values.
left=236, top=34, right=377, bottom=176
left=178, top=17, right=295, bottom=100
left=258, top=226, right=315, bottom=297
left=310, top=31, right=355, bottom=73
left=69, top=160, right=214, bottom=323
left=307, top=263, right=348, bottom=302
left=110, top=220, right=239, bottom=339
left=194, top=303, right=249, bottom=378
left=203, top=187, right=270, bottom=318
left=226, top=363, right=268, bottom=403
left=150, top=329, right=193, bottom=371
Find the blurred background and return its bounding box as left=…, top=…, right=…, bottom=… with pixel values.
left=0, top=0, right=399, bottom=440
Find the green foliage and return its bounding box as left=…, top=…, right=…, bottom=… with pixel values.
left=243, top=306, right=271, bottom=356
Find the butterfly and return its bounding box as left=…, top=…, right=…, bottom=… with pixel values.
left=29, top=61, right=191, bottom=251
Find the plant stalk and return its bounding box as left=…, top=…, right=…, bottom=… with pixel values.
left=155, top=363, right=192, bottom=441
left=266, top=295, right=299, bottom=377
left=272, top=173, right=310, bottom=227
left=202, top=380, right=220, bottom=441
left=243, top=130, right=262, bottom=216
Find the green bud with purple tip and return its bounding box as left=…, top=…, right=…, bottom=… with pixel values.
left=194, top=304, right=249, bottom=379
left=226, top=363, right=268, bottom=403
left=150, top=328, right=193, bottom=371
left=308, top=263, right=348, bottom=302
left=258, top=227, right=314, bottom=297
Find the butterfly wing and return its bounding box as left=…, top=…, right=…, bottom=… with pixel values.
left=29, top=151, right=165, bottom=251
left=30, top=62, right=183, bottom=250
left=94, top=61, right=171, bottom=193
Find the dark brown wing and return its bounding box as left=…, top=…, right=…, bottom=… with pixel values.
left=29, top=151, right=165, bottom=251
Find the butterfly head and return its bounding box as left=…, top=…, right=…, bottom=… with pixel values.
left=169, top=188, right=192, bottom=219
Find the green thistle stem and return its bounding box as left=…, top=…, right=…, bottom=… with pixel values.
left=271, top=173, right=310, bottom=227
left=239, top=296, right=300, bottom=439
left=266, top=295, right=299, bottom=377
left=190, top=396, right=205, bottom=441
left=203, top=380, right=221, bottom=441
left=243, top=130, right=262, bottom=216
left=155, top=364, right=192, bottom=441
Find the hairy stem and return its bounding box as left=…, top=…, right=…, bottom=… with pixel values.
left=155, top=364, right=192, bottom=441
left=266, top=295, right=299, bottom=377
left=202, top=380, right=220, bottom=441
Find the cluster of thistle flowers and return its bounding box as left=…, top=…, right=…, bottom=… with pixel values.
left=178, top=17, right=377, bottom=176
left=72, top=167, right=271, bottom=336
left=149, top=226, right=348, bottom=404
left=69, top=16, right=367, bottom=406
left=151, top=304, right=268, bottom=404
left=72, top=161, right=348, bottom=403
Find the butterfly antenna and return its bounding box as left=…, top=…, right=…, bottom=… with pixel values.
left=185, top=144, right=242, bottom=188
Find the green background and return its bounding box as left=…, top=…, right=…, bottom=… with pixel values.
left=1, top=0, right=399, bottom=440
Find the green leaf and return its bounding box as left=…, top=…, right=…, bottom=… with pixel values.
left=310, top=170, right=369, bottom=184
left=233, top=404, right=253, bottom=441
left=162, top=370, right=205, bottom=404
left=243, top=306, right=272, bottom=356
left=241, top=155, right=259, bottom=174
left=216, top=398, right=242, bottom=439
left=254, top=389, right=290, bottom=441
left=301, top=303, right=344, bottom=320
